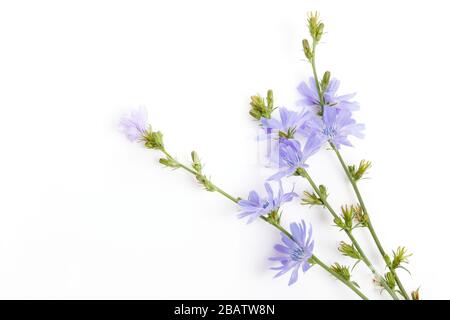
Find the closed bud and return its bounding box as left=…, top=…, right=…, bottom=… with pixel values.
left=340, top=205, right=354, bottom=230
left=315, top=23, right=324, bottom=41
left=191, top=151, right=202, bottom=172
left=321, top=71, right=331, bottom=92
left=302, top=39, right=313, bottom=61
left=318, top=184, right=328, bottom=200
left=159, top=157, right=180, bottom=168
left=385, top=272, right=396, bottom=290
left=266, top=90, right=274, bottom=110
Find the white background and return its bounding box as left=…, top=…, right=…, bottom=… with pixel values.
left=0, top=0, right=448, bottom=299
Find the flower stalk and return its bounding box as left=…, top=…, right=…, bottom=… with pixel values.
left=160, top=147, right=368, bottom=299
left=304, top=19, right=410, bottom=299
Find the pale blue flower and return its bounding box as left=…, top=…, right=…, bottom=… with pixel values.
left=238, top=182, right=298, bottom=224
left=297, top=77, right=359, bottom=113
left=119, top=106, right=148, bottom=141
left=308, top=106, right=364, bottom=148
left=270, top=221, right=314, bottom=285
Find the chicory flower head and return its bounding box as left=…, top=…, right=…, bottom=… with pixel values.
left=261, top=107, right=311, bottom=139
left=119, top=106, right=148, bottom=142
left=270, top=221, right=314, bottom=285
left=308, top=106, right=364, bottom=149
left=297, top=77, right=359, bottom=113
left=268, top=135, right=322, bottom=181
left=237, top=182, right=298, bottom=224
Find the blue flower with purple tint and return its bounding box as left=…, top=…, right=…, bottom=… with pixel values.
left=119, top=106, right=148, bottom=141
left=268, top=135, right=322, bottom=181
left=270, top=221, right=314, bottom=285
left=238, top=182, right=298, bottom=224
left=261, top=107, right=311, bottom=138
left=308, top=106, right=364, bottom=149
left=297, top=77, right=359, bottom=113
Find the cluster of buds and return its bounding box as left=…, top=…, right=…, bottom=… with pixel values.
left=143, top=129, right=164, bottom=150
left=330, top=263, right=361, bottom=288
left=338, top=241, right=362, bottom=261
left=249, top=90, right=274, bottom=120
left=383, top=246, right=412, bottom=275
left=301, top=185, right=328, bottom=206
left=334, top=204, right=368, bottom=231
left=302, top=12, right=325, bottom=61
left=190, top=151, right=216, bottom=192
left=348, top=160, right=372, bottom=182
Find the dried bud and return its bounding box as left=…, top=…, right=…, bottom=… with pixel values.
left=411, top=288, right=420, bottom=300
left=353, top=204, right=368, bottom=227
left=302, top=39, right=313, bottom=61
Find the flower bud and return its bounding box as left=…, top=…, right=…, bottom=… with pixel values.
left=338, top=241, right=361, bottom=260
left=302, top=39, right=313, bottom=61
left=266, top=90, right=274, bottom=110
left=321, top=71, right=331, bottom=92
left=159, top=157, right=180, bottom=168
left=315, top=23, right=324, bottom=41
left=191, top=151, right=202, bottom=172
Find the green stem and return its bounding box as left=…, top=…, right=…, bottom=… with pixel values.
left=310, top=40, right=325, bottom=113
left=261, top=217, right=367, bottom=299
left=306, top=41, right=405, bottom=300
left=302, top=170, right=399, bottom=300
left=330, top=143, right=410, bottom=300
left=161, top=148, right=368, bottom=299
left=311, top=256, right=368, bottom=300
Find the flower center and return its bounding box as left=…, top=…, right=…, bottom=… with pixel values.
left=290, top=247, right=305, bottom=261
left=323, top=126, right=337, bottom=139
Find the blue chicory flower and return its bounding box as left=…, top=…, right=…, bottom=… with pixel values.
left=297, top=77, right=359, bottom=113
left=261, top=107, right=311, bottom=138
left=267, top=135, right=322, bottom=181
left=119, top=106, right=148, bottom=142
left=237, top=182, right=298, bottom=224
left=308, top=106, right=364, bottom=149
left=270, top=221, right=314, bottom=285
